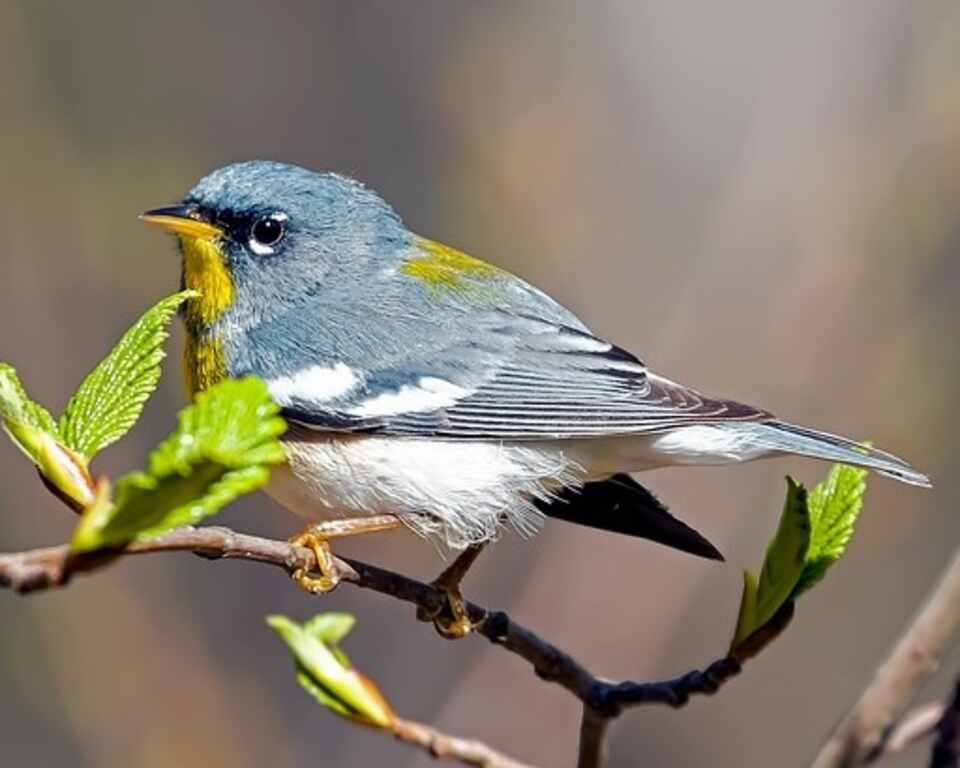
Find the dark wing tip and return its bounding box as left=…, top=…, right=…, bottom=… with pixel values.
left=282, top=405, right=385, bottom=433
left=539, top=474, right=724, bottom=561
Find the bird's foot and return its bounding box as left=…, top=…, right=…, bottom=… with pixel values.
left=417, top=543, right=486, bottom=639
left=287, top=515, right=404, bottom=595
left=289, top=528, right=341, bottom=594
left=419, top=579, right=473, bottom=639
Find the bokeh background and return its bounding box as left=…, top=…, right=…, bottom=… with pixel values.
left=1, top=2, right=959, bottom=766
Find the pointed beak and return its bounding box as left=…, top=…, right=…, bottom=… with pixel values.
left=140, top=204, right=224, bottom=239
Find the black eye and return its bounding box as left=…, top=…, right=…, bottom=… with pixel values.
left=250, top=215, right=285, bottom=249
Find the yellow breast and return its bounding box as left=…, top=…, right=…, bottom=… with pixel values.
left=183, top=333, right=227, bottom=396
left=178, top=235, right=233, bottom=395
left=179, top=235, right=234, bottom=327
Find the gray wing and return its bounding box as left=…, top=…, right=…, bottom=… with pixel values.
left=247, top=305, right=770, bottom=440
left=378, top=323, right=770, bottom=439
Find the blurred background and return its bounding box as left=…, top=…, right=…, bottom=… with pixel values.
left=1, top=1, right=958, bottom=765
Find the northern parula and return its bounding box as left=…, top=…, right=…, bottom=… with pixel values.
left=142, top=161, right=929, bottom=627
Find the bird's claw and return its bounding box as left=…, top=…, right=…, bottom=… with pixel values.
left=289, top=530, right=341, bottom=594
left=416, top=544, right=487, bottom=639
left=418, top=581, right=473, bottom=639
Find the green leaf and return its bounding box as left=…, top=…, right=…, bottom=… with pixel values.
left=59, top=291, right=196, bottom=461
left=70, top=376, right=286, bottom=552
left=731, top=478, right=810, bottom=647
left=0, top=363, right=60, bottom=463
left=267, top=614, right=394, bottom=728
left=0, top=364, right=95, bottom=508
left=304, top=613, right=356, bottom=645
left=296, top=668, right=356, bottom=719
left=729, top=464, right=871, bottom=654
left=754, top=478, right=811, bottom=627
left=304, top=613, right=357, bottom=667
left=731, top=569, right=760, bottom=650
left=793, top=463, right=868, bottom=597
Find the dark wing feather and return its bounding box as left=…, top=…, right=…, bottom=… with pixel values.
left=538, top=474, right=724, bottom=560
left=379, top=343, right=770, bottom=440
left=279, top=407, right=384, bottom=433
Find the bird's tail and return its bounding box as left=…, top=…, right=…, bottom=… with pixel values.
left=756, top=420, right=931, bottom=487
left=537, top=473, right=724, bottom=560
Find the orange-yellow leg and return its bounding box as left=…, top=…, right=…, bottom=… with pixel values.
left=290, top=515, right=403, bottom=594
left=418, top=543, right=487, bottom=639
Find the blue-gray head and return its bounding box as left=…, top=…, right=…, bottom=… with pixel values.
left=141, top=160, right=526, bottom=394
left=142, top=161, right=410, bottom=332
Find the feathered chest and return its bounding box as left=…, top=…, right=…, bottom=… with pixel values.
left=179, top=235, right=233, bottom=395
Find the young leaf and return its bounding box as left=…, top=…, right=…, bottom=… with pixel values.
left=70, top=376, right=286, bottom=552
left=304, top=612, right=357, bottom=645
left=753, top=478, right=811, bottom=629
left=59, top=290, right=196, bottom=461
left=0, top=364, right=95, bottom=507
left=729, top=464, right=871, bottom=655
left=304, top=613, right=357, bottom=667
left=0, top=363, right=60, bottom=463
left=730, top=570, right=760, bottom=650
left=793, top=463, right=868, bottom=597
left=730, top=478, right=810, bottom=648
left=267, top=614, right=394, bottom=728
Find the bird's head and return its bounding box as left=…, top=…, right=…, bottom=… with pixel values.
left=142, top=161, right=407, bottom=334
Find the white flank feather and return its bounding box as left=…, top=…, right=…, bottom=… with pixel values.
left=267, top=431, right=582, bottom=548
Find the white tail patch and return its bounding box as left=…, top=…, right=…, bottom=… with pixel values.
left=648, top=425, right=773, bottom=464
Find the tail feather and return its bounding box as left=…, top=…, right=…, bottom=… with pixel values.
left=761, top=420, right=931, bottom=488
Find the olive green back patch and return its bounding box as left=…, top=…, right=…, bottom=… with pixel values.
left=402, top=237, right=503, bottom=293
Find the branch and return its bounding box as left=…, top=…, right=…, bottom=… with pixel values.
left=572, top=600, right=793, bottom=768
left=577, top=708, right=610, bottom=768
left=0, top=523, right=768, bottom=766
left=812, top=547, right=960, bottom=767
left=845, top=679, right=960, bottom=766
left=392, top=717, right=536, bottom=768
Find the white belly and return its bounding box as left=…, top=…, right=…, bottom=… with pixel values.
left=266, top=432, right=583, bottom=549
left=265, top=426, right=776, bottom=549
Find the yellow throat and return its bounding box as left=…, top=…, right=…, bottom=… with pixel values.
left=178, top=234, right=233, bottom=395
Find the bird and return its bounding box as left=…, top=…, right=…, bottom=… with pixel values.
left=142, top=160, right=930, bottom=636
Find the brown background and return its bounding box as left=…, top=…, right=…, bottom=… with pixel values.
left=1, top=2, right=958, bottom=766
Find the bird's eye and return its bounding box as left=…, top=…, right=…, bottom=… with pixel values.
left=249, top=214, right=287, bottom=254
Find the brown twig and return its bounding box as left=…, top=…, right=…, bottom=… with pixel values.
left=0, top=524, right=762, bottom=768
left=14, top=525, right=955, bottom=766
left=858, top=682, right=960, bottom=767
left=392, top=717, right=537, bottom=768
left=570, top=600, right=794, bottom=768
left=812, top=548, right=960, bottom=767
left=577, top=708, right=610, bottom=768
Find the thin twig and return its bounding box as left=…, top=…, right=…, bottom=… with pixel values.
left=812, top=548, right=960, bottom=767
left=577, top=707, right=610, bottom=768
left=567, top=600, right=793, bottom=768
left=0, top=526, right=751, bottom=720
left=844, top=679, right=960, bottom=766
left=392, top=718, right=537, bottom=768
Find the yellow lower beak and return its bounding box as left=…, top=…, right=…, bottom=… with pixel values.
left=141, top=205, right=224, bottom=240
